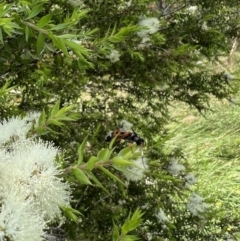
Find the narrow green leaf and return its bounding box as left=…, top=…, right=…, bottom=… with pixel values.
left=121, top=208, right=144, bottom=235
left=77, top=135, right=88, bottom=165
left=0, top=28, right=3, bottom=44
left=111, top=157, right=132, bottom=167
left=57, top=34, right=83, bottom=39
left=118, top=146, right=133, bottom=159
left=108, top=25, right=139, bottom=43
left=109, top=135, right=118, bottom=150
left=63, top=39, right=89, bottom=56
left=72, top=167, right=92, bottom=185
left=61, top=205, right=81, bottom=223
left=98, top=166, right=126, bottom=186
left=50, top=100, right=60, bottom=117
left=25, top=26, right=29, bottom=42
left=55, top=105, right=75, bottom=117
left=48, top=32, right=68, bottom=56
left=38, top=109, right=46, bottom=126
left=37, top=32, right=45, bottom=54
left=38, top=14, right=52, bottom=28
left=25, top=4, right=43, bottom=20
left=48, top=118, right=64, bottom=126
left=86, top=156, right=98, bottom=170
left=112, top=222, right=120, bottom=241
left=0, top=3, right=13, bottom=18
left=85, top=170, right=110, bottom=194
left=122, top=235, right=139, bottom=241
left=97, top=148, right=112, bottom=162
left=50, top=23, right=71, bottom=30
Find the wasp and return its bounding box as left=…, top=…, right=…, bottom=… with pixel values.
left=105, top=120, right=145, bottom=146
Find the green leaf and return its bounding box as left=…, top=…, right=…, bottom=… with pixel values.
left=85, top=170, right=109, bottom=194
left=25, top=4, right=43, bottom=20
left=111, top=157, right=132, bottom=167
left=97, top=148, right=112, bottom=162
left=0, top=3, right=13, bottom=18
left=98, top=166, right=126, bottom=186
left=48, top=118, right=64, bottom=126
left=63, top=39, right=90, bottom=56
left=50, top=23, right=71, bottom=30
left=61, top=205, right=82, bottom=223
left=48, top=32, right=68, bottom=56
left=57, top=34, right=84, bottom=39
left=86, top=156, right=98, bottom=170
left=25, top=26, right=29, bottom=42
left=0, top=28, right=2, bottom=44
left=38, top=109, right=46, bottom=126
left=72, top=167, right=92, bottom=185
left=55, top=104, right=75, bottom=117
left=50, top=100, right=60, bottom=117
left=38, top=14, right=52, bottom=28
left=121, top=208, right=144, bottom=235
left=109, top=135, right=118, bottom=150
left=118, top=146, right=133, bottom=159
left=37, top=32, right=45, bottom=54
left=112, top=222, right=120, bottom=241
left=0, top=81, right=15, bottom=97
left=122, top=235, right=139, bottom=241
left=108, top=25, right=139, bottom=43
left=77, top=135, right=88, bottom=165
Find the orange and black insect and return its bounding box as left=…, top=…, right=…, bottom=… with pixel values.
left=105, top=128, right=145, bottom=146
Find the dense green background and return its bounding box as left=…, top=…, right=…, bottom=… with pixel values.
left=1, top=0, right=240, bottom=240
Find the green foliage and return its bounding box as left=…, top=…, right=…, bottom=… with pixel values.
left=0, top=0, right=239, bottom=240
left=113, top=208, right=144, bottom=241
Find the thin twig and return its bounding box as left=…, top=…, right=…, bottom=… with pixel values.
left=75, top=186, right=89, bottom=209
left=84, top=195, right=110, bottom=211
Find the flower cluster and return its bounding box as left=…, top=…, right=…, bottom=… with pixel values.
left=168, top=158, right=185, bottom=176
left=187, top=193, right=208, bottom=217
left=155, top=208, right=169, bottom=223
left=184, top=173, right=198, bottom=187
left=0, top=114, right=71, bottom=241
left=123, top=157, right=148, bottom=181
left=137, top=17, right=160, bottom=44
left=106, top=50, right=121, bottom=63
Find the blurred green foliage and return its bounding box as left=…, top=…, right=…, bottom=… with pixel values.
left=0, top=0, right=240, bottom=240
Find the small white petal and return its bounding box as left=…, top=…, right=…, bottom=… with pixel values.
left=106, top=50, right=121, bottom=63
left=168, top=158, right=185, bottom=176
left=155, top=208, right=169, bottom=223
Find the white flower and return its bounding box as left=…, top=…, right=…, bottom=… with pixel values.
left=201, top=22, right=208, bottom=30
left=0, top=116, right=31, bottom=144
left=225, top=72, right=235, bottom=80
left=23, top=111, right=41, bottom=124
left=140, top=36, right=150, bottom=44
left=155, top=208, right=169, bottom=223
left=188, top=6, right=198, bottom=13
left=72, top=39, right=82, bottom=45
left=137, top=17, right=160, bottom=39
left=146, top=232, right=153, bottom=240
left=123, top=157, right=148, bottom=181
left=68, top=0, right=84, bottom=6
left=119, top=119, right=133, bottom=132
left=187, top=193, right=208, bottom=216
left=118, top=200, right=126, bottom=205
left=168, top=158, right=185, bottom=176
left=185, top=173, right=197, bottom=186
left=0, top=188, right=45, bottom=241
left=196, top=60, right=203, bottom=65
left=106, top=50, right=121, bottom=63
left=125, top=0, right=132, bottom=7
left=0, top=139, right=71, bottom=220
